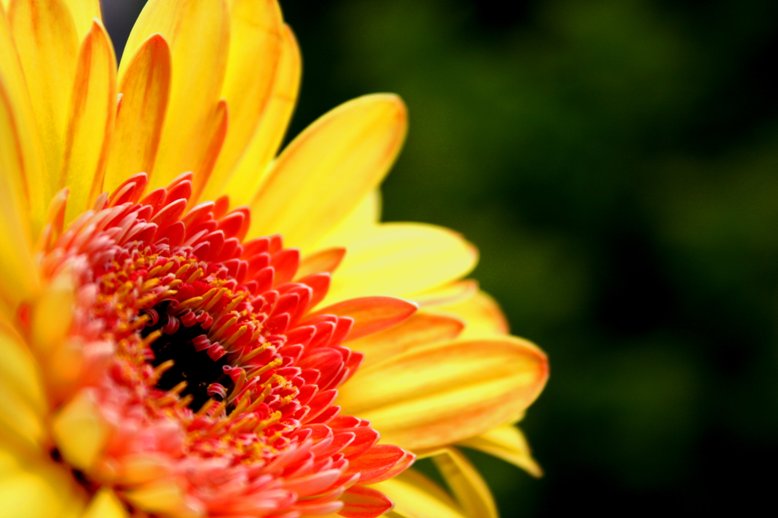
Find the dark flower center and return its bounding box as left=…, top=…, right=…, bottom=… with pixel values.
left=143, top=301, right=236, bottom=412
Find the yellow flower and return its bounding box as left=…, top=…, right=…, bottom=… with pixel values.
left=0, top=1, right=548, bottom=516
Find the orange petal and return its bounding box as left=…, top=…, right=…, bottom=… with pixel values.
left=104, top=34, right=171, bottom=193
left=347, top=312, right=465, bottom=366
left=313, top=297, right=417, bottom=340
left=340, top=485, right=392, bottom=518
left=338, top=337, right=548, bottom=451
left=248, top=94, right=407, bottom=249
left=60, top=20, right=116, bottom=223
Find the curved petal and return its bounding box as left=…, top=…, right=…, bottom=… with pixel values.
left=220, top=23, right=301, bottom=205
left=82, top=489, right=129, bottom=518
left=346, top=312, right=464, bottom=367
left=60, top=20, right=116, bottom=223
left=338, top=337, right=548, bottom=451
left=61, top=0, right=101, bottom=39
left=0, top=80, right=39, bottom=308
left=325, top=223, right=477, bottom=303
left=207, top=0, right=284, bottom=190
left=8, top=0, right=79, bottom=211
left=248, top=94, right=407, bottom=249
left=376, top=469, right=464, bottom=518
left=120, top=0, right=229, bottom=192
left=461, top=424, right=543, bottom=477
left=432, top=448, right=497, bottom=518
left=104, top=34, right=171, bottom=194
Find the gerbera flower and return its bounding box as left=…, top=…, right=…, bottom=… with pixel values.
left=0, top=1, right=548, bottom=516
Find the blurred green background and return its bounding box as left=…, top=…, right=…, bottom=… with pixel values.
left=104, top=0, right=778, bottom=515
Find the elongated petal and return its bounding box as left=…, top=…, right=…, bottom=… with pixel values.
left=221, top=24, right=301, bottom=205
left=338, top=337, right=548, bottom=451
left=433, top=449, right=497, bottom=518
left=51, top=390, right=110, bottom=471
left=461, top=424, right=543, bottom=477
left=104, top=35, right=171, bottom=193
left=340, top=485, right=392, bottom=518
left=0, top=71, right=39, bottom=308
left=315, top=190, right=382, bottom=249
left=121, top=0, right=229, bottom=192
left=207, top=0, right=283, bottom=188
left=377, top=469, right=465, bottom=518
left=61, top=20, right=116, bottom=222
left=8, top=0, right=79, bottom=208
left=314, top=297, right=417, bottom=340
left=326, top=223, right=477, bottom=303
left=347, top=312, right=464, bottom=366
left=248, top=94, right=407, bottom=249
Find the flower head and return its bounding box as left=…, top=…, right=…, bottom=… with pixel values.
left=0, top=1, right=548, bottom=517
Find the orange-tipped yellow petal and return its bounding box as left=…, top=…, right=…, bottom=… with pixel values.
left=461, top=424, right=543, bottom=477
left=338, top=337, right=548, bottom=451
left=222, top=23, right=301, bottom=205
left=248, top=94, right=407, bottom=249
left=377, top=469, right=465, bottom=518
left=60, top=20, right=116, bottom=222
left=433, top=449, right=497, bottom=518
left=347, top=312, right=464, bottom=366
left=121, top=0, right=229, bottom=193
left=104, top=34, right=171, bottom=193
left=326, top=223, right=477, bottom=303
left=207, top=0, right=284, bottom=189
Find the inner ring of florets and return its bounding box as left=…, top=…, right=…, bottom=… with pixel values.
left=37, top=173, right=414, bottom=515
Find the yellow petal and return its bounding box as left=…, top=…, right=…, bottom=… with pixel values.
left=347, top=312, right=464, bottom=366
left=0, top=74, right=39, bottom=308
left=437, top=289, right=509, bottom=339
left=121, top=0, right=229, bottom=192
left=61, top=20, right=116, bottom=223
left=104, top=34, right=171, bottom=194
left=123, top=478, right=198, bottom=517
left=221, top=23, right=301, bottom=205
left=51, top=390, right=110, bottom=471
left=461, top=424, right=543, bottom=477
left=0, top=1, right=59, bottom=235
left=61, top=0, right=101, bottom=39
left=315, top=190, right=382, bottom=249
left=433, top=448, right=497, bottom=518
left=207, top=0, right=284, bottom=190
left=0, top=327, right=47, bottom=451
left=8, top=0, right=79, bottom=209
left=377, top=469, right=464, bottom=518
left=248, top=94, right=407, bottom=249
left=82, top=489, right=129, bottom=518
left=338, top=337, right=548, bottom=451
left=30, top=270, right=75, bottom=354
left=326, top=223, right=477, bottom=303
left=0, top=445, right=85, bottom=518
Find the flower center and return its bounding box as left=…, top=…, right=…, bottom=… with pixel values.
left=143, top=301, right=236, bottom=412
